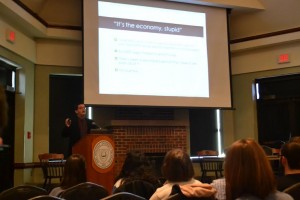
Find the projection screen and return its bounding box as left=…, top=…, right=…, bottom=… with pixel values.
left=83, top=0, right=232, bottom=108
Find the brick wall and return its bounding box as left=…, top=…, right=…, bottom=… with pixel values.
left=112, top=125, right=188, bottom=178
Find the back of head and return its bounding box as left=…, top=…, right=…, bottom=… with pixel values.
left=118, top=151, right=148, bottom=179
left=281, top=141, right=300, bottom=169
left=116, top=150, right=159, bottom=186
left=61, top=154, right=87, bottom=189
left=162, top=148, right=194, bottom=182
left=224, top=139, right=275, bottom=200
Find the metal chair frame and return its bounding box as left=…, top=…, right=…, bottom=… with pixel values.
left=59, top=182, right=109, bottom=200
left=100, top=192, right=147, bottom=200
left=28, top=194, right=65, bottom=200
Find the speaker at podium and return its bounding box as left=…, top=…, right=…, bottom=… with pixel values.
left=72, top=133, right=115, bottom=193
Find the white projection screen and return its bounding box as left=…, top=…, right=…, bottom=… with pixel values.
left=83, top=0, right=232, bottom=108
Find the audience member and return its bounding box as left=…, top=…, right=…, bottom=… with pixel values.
left=276, top=139, right=300, bottom=191
left=49, top=154, right=87, bottom=196
left=0, top=86, right=8, bottom=145
left=113, top=150, right=159, bottom=192
left=210, top=178, right=225, bottom=200
left=61, top=103, right=98, bottom=156
left=224, top=138, right=292, bottom=200
left=150, top=148, right=216, bottom=200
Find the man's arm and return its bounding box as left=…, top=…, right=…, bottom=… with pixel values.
left=61, top=118, right=72, bottom=137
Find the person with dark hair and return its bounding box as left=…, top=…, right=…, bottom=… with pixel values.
left=224, top=139, right=292, bottom=200
left=113, top=150, right=159, bottom=192
left=49, top=154, right=87, bottom=196
left=276, top=139, right=300, bottom=191
left=62, top=103, right=99, bottom=156
left=0, top=86, right=8, bottom=145
left=150, top=148, right=216, bottom=200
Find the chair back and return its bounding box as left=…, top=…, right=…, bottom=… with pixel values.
left=283, top=182, right=300, bottom=199
left=113, top=180, right=156, bottom=199
left=100, top=192, right=147, bottom=200
left=38, top=153, right=65, bottom=190
left=0, top=185, right=48, bottom=200
left=198, top=157, right=223, bottom=183
left=59, top=182, right=109, bottom=200
left=28, top=195, right=65, bottom=200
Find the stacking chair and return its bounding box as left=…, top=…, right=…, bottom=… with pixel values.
left=100, top=192, right=147, bottom=200
left=261, top=145, right=283, bottom=175
left=0, top=185, right=48, bottom=200
left=283, top=182, right=300, bottom=199
left=197, top=150, right=223, bottom=183
left=113, top=180, right=156, bottom=199
left=59, top=182, right=109, bottom=200
left=28, top=195, right=65, bottom=200
left=38, top=153, right=65, bottom=190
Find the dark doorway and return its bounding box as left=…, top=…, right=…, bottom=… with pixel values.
left=189, top=109, right=218, bottom=155
left=255, top=73, right=300, bottom=147
left=49, top=74, right=83, bottom=157
left=0, top=59, right=16, bottom=192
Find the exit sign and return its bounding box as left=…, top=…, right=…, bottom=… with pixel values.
left=278, top=54, right=290, bottom=64
left=6, top=29, right=16, bottom=43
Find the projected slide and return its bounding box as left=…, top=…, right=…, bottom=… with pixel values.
left=98, top=1, right=209, bottom=97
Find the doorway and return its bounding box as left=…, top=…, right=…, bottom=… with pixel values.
left=255, top=73, right=300, bottom=147
left=49, top=74, right=83, bottom=157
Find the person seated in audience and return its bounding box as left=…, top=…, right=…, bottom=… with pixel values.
left=49, top=154, right=87, bottom=196
left=276, top=138, right=300, bottom=191
left=222, top=138, right=292, bottom=200
left=113, top=150, right=160, bottom=193
left=210, top=177, right=226, bottom=200
left=150, top=148, right=216, bottom=200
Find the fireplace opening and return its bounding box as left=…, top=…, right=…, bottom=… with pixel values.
left=145, top=152, right=166, bottom=178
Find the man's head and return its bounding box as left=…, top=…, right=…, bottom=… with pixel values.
left=281, top=141, right=300, bottom=171
left=75, top=104, right=86, bottom=119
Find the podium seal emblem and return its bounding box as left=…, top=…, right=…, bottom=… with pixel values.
left=92, top=136, right=115, bottom=173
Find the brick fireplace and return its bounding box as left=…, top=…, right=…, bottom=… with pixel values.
left=110, top=120, right=189, bottom=178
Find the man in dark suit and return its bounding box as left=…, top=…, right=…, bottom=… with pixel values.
left=276, top=137, right=300, bottom=192
left=62, top=103, right=99, bottom=156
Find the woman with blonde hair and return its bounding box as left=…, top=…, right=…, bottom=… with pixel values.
left=224, top=139, right=292, bottom=200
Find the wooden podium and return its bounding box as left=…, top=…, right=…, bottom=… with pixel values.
left=72, top=134, right=115, bottom=193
